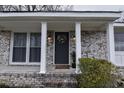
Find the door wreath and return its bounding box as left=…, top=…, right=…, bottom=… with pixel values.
left=57, top=35, right=67, bottom=44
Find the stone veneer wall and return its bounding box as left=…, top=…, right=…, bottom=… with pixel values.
left=70, top=32, right=76, bottom=64
left=81, top=31, right=107, bottom=59
left=69, top=31, right=107, bottom=60
left=0, top=31, right=74, bottom=73
left=0, top=31, right=11, bottom=65
left=46, top=32, right=54, bottom=73
left=0, top=73, right=77, bottom=88
left=0, top=30, right=107, bottom=73
left=46, top=31, right=108, bottom=73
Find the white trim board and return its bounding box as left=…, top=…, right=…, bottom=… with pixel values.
left=0, top=12, right=120, bottom=18
left=113, top=23, right=124, bottom=27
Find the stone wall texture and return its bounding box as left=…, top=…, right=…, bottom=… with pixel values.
left=70, top=32, right=76, bottom=64
left=0, top=31, right=11, bottom=65
left=46, top=32, right=55, bottom=72
left=0, top=73, right=77, bottom=88
left=0, top=30, right=107, bottom=73
left=69, top=31, right=107, bottom=60
left=81, top=31, right=107, bottom=59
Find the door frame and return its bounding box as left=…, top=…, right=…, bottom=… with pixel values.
left=53, top=31, right=70, bottom=65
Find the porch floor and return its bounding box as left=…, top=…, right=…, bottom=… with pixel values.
left=47, top=68, right=76, bottom=74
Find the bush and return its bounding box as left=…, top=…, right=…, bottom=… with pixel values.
left=77, top=58, right=116, bottom=88
left=0, top=84, right=10, bottom=88
left=0, top=80, right=10, bottom=88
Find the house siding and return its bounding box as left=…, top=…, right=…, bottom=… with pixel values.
left=46, top=32, right=54, bottom=72
left=0, top=30, right=107, bottom=73
left=81, top=31, right=107, bottom=59
left=69, top=31, right=107, bottom=60
left=0, top=31, right=10, bottom=65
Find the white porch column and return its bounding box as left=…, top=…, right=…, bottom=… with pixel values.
left=107, top=22, right=115, bottom=64
left=75, top=22, right=82, bottom=73
left=40, top=22, right=47, bottom=73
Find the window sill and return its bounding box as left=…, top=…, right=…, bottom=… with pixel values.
left=9, top=62, right=40, bottom=66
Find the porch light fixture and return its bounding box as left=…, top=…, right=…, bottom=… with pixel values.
left=47, top=32, right=53, bottom=44
left=72, top=37, right=76, bottom=41
left=48, top=36, right=52, bottom=43
left=71, top=33, right=76, bottom=41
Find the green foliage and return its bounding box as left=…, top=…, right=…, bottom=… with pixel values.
left=0, top=80, right=31, bottom=88
left=0, top=80, right=10, bottom=88
left=0, top=84, right=9, bottom=88
left=77, top=58, right=116, bottom=88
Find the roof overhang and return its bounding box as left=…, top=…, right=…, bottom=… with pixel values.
left=113, top=23, right=124, bottom=27
left=0, top=11, right=121, bottom=22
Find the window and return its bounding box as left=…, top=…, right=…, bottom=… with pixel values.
left=115, top=31, right=124, bottom=51
left=29, top=33, right=41, bottom=62
left=12, top=33, right=27, bottom=62
left=11, top=32, right=41, bottom=64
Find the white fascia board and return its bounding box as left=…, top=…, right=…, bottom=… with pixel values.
left=113, top=23, right=124, bottom=27
left=0, top=12, right=121, bottom=18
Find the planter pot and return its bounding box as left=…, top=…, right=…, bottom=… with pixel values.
left=72, top=63, right=76, bottom=68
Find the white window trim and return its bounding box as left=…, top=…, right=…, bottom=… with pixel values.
left=26, top=32, right=30, bottom=64
left=9, top=32, right=40, bottom=65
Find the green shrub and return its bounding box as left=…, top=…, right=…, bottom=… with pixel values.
left=0, top=84, right=10, bottom=88
left=77, top=58, right=116, bottom=88
left=0, top=80, right=10, bottom=88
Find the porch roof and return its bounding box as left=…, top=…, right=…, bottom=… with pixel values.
left=0, top=11, right=122, bottom=31
left=0, top=11, right=121, bottom=22
left=0, top=11, right=121, bottom=13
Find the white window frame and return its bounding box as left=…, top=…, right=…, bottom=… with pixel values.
left=9, top=32, right=40, bottom=65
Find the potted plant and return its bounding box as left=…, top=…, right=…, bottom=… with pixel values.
left=71, top=51, right=76, bottom=68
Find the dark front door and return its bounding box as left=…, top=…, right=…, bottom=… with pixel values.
left=55, top=32, right=69, bottom=65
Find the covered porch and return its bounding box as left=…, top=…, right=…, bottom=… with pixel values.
left=0, top=11, right=121, bottom=73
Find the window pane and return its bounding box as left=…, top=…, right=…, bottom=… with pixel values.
left=12, top=33, right=27, bottom=62
left=29, top=48, right=41, bottom=62
left=29, top=33, right=41, bottom=62
left=30, top=33, right=41, bottom=47
left=14, top=33, right=27, bottom=47
left=115, top=31, right=124, bottom=51
left=13, top=47, right=26, bottom=62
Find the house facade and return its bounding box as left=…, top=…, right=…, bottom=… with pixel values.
left=0, top=11, right=123, bottom=74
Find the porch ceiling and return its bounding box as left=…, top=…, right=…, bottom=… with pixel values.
left=0, top=21, right=107, bottom=32
left=0, top=11, right=121, bottom=31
